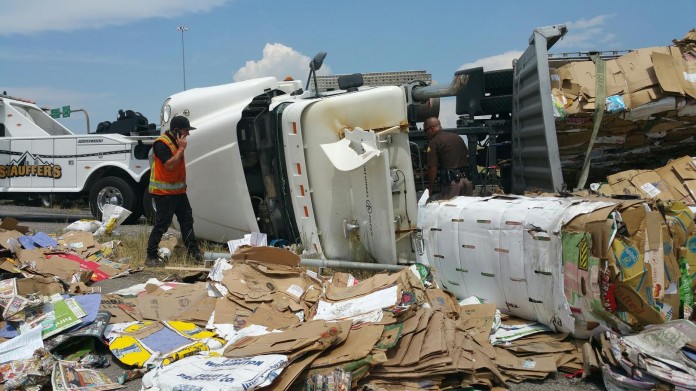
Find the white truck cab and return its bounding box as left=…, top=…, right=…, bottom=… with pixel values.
left=0, top=93, right=157, bottom=223
left=161, top=69, right=424, bottom=264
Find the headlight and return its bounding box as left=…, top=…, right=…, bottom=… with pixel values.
left=160, top=98, right=172, bottom=125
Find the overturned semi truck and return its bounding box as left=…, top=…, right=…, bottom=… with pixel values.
left=160, top=24, right=576, bottom=264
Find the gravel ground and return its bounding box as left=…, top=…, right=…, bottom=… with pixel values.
left=2, top=203, right=607, bottom=390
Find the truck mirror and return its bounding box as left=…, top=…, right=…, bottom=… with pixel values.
left=306, top=52, right=328, bottom=98
left=311, top=52, right=327, bottom=71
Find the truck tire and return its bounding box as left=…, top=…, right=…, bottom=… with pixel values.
left=142, top=190, right=156, bottom=225
left=89, top=176, right=143, bottom=225
left=40, top=194, right=55, bottom=208
left=40, top=194, right=66, bottom=208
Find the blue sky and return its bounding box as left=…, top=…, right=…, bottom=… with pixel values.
left=1, top=0, right=694, bottom=132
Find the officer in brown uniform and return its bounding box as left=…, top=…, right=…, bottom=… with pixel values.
left=425, top=117, right=474, bottom=199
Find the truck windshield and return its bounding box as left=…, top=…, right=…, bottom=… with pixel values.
left=10, top=103, right=74, bottom=136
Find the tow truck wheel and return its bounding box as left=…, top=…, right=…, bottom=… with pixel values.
left=89, top=176, right=143, bottom=225
left=142, top=190, right=156, bottom=225
left=40, top=194, right=66, bottom=208
left=40, top=194, right=54, bottom=208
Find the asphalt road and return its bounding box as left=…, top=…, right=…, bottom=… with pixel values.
left=0, top=202, right=152, bottom=237
left=0, top=202, right=607, bottom=390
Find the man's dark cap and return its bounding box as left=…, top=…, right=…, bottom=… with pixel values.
left=170, top=115, right=197, bottom=131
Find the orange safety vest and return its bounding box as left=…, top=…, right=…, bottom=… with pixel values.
left=148, top=133, right=186, bottom=195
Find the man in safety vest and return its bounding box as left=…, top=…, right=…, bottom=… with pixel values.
left=145, top=115, right=202, bottom=267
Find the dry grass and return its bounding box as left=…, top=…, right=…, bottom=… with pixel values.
left=109, top=229, right=227, bottom=270
left=108, top=229, right=381, bottom=280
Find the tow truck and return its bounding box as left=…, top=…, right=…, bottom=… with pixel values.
left=0, top=93, right=157, bottom=224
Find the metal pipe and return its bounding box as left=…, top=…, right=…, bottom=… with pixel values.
left=411, top=73, right=469, bottom=102
left=204, top=252, right=407, bottom=272
left=70, top=108, right=90, bottom=133
left=177, top=26, right=188, bottom=90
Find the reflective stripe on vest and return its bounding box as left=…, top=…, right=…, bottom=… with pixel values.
left=149, top=134, right=186, bottom=195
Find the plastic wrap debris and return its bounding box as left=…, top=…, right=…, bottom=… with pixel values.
left=312, top=285, right=398, bottom=323
left=227, top=232, right=268, bottom=254
left=65, top=220, right=102, bottom=233
left=490, top=322, right=553, bottom=345
left=45, top=311, right=111, bottom=352
left=94, top=204, right=131, bottom=236
left=143, top=355, right=287, bottom=391
left=0, top=326, right=43, bottom=363
left=117, top=367, right=148, bottom=384
left=605, top=95, right=627, bottom=114
left=157, top=247, right=171, bottom=261
left=587, top=320, right=696, bottom=390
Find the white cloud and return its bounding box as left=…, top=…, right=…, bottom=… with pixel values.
left=455, top=14, right=618, bottom=74
left=458, top=50, right=523, bottom=72
left=233, top=43, right=332, bottom=82
left=566, top=14, right=613, bottom=30
left=0, top=0, right=230, bottom=36
left=556, top=14, right=618, bottom=49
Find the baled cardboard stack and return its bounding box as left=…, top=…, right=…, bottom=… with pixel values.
left=552, top=29, right=696, bottom=185
left=420, top=195, right=696, bottom=339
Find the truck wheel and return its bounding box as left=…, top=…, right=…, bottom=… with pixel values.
left=89, top=176, right=143, bottom=224
left=142, top=191, right=156, bottom=225
left=41, top=194, right=55, bottom=208
left=40, top=194, right=66, bottom=208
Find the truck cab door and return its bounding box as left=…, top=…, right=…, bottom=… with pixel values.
left=54, top=138, right=77, bottom=189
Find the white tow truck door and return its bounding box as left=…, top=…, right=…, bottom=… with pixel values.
left=54, top=138, right=77, bottom=189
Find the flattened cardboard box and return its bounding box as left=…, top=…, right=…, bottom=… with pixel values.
left=137, top=282, right=208, bottom=321
left=311, top=324, right=384, bottom=367
left=223, top=319, right=349, bottom=360
left=244, top=302, right=301, bottom=330
left=0, top=217, right=29, bottom=234
left=231, top=245, right=301, bottom=267
left=616, top=46, right=671, bottom=93
left=325, top=272, right=400, bottom=302
left=100, top=294, right=141, bottom=322
left=655, top=165, right=694, bottom=204
left=15, top=276, right=63, bottom=296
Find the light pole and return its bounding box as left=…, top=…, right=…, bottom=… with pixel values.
left=177, top=26, right=188, bottom=90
